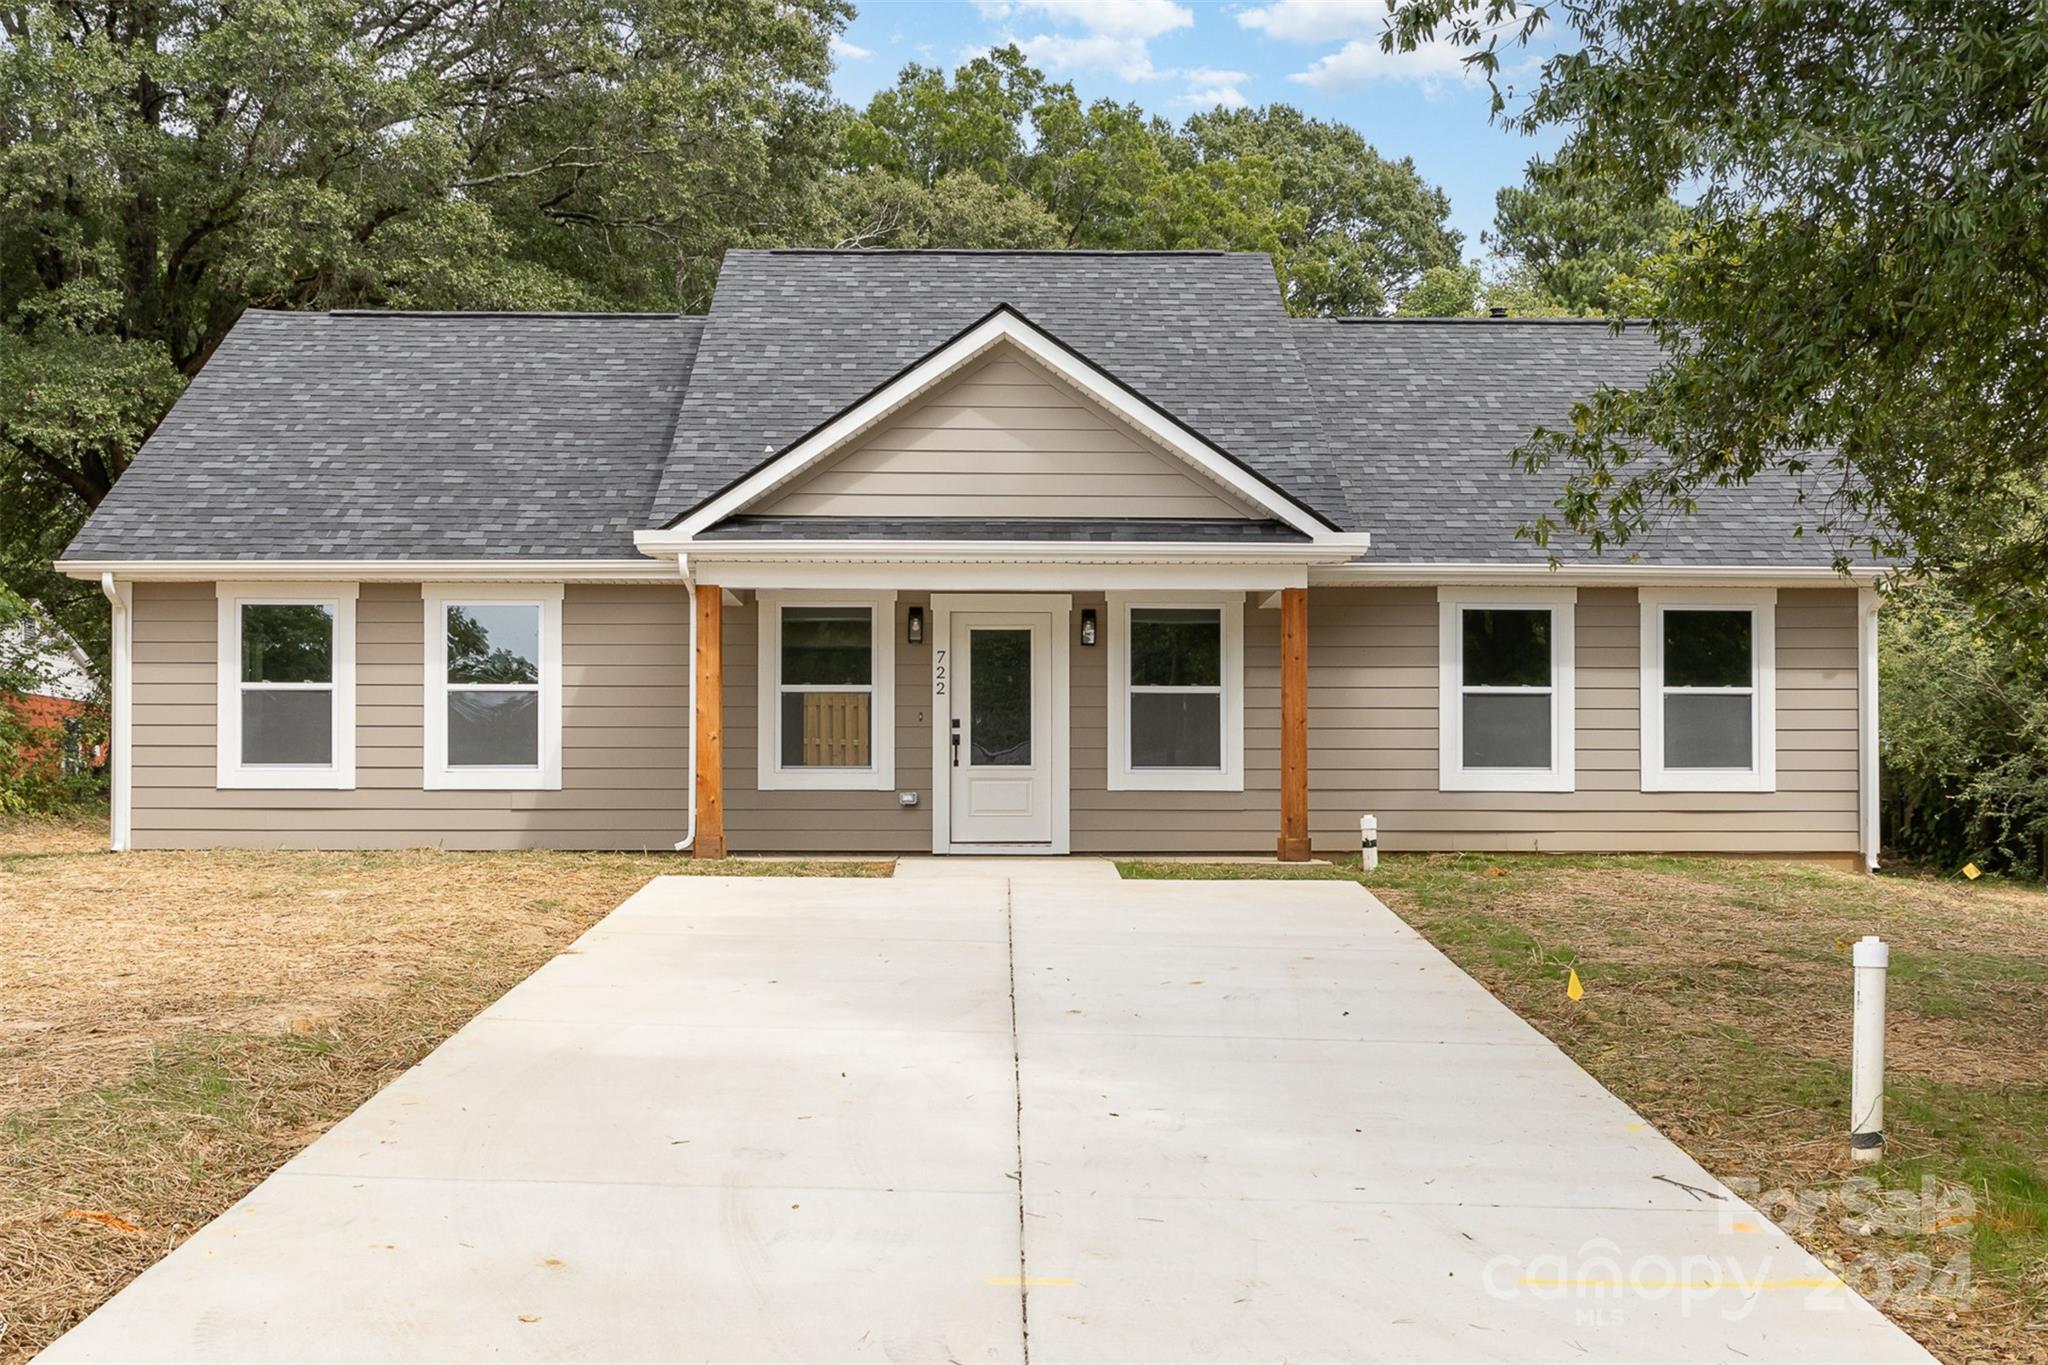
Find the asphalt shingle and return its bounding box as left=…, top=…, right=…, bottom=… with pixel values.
left=67, top=311, right=702, bottom=561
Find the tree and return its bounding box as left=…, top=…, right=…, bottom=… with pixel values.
left=1181, top=106, right=1465, bottom=315
left=813, top=171, right=1063, bottom=249
left=1, top=0, right=848, bottom=653
left=1395, top=263, right=1482, bottom=316
left=843, top=46, right=1044, bottom=187
left=1389, top=0, right=2048, bottom=639
left=1488, top=158, right=1690, bottom=315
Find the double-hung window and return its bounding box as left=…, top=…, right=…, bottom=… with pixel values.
left=216, top=584, right=357, bottom=789
left=1640, top=589, right=1776, bottom=791
left=757, top=591, right=896, bottom=791
left=1106, top=594, right=1245, bottom=791
left=1438, top=588, right=1576, bottom=792
left=423, top=585, right=562, bottom=790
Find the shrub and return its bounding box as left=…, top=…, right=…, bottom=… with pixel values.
left=1880, top=583, right=2048, bottom=878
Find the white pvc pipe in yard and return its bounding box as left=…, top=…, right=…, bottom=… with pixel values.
left=1359, top=814, right=1379, bottom=872
left=1851, top=935, right=1889, bottom=1163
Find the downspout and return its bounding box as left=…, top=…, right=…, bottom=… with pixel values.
left=1858, top=586, right=1881, bottom=872
left=672, top=557, right=697, bottom=853
left=99, top=573, right=132, bottom=852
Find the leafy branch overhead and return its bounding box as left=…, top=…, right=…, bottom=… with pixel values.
left=1390, top=0, right=2048, bottom=638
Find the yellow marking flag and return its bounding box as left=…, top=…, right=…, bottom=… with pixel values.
left=1566, top=968, right=1585, bottom=1002
left=1963, top=862, right=1983, bottom=880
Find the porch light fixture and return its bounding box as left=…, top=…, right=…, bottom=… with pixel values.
left=1080, top=608, right=1098, bottom=647
left=907, top=605, right=925, bottom=644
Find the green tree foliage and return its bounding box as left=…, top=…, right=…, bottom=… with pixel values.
left=1395, top=263, right=1481, bottom=316
left=840, top=47, right=1463, bottom=314
left=815, top=171, right=1063, bottom=249
left=1, top=0, right=848, bottom=651
left=1390, top=0, right=2048, bottom=639
left=1488, top=158, right=1689, bottom=315
left=1881, top=584, right=2048, bottom=878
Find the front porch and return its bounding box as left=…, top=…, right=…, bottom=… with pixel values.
left=685, top=580, right=1315, bottom=862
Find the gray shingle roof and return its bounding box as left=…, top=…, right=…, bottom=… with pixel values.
left=647, top=250, right=1342, bottom=529
left=67, top=311, right=702, bottom=561
left=1295, top=317, right=1864, bottom=567
left=64, top=252, right=1871, bottom=570
left=696, top=517, right=1308, bottom=542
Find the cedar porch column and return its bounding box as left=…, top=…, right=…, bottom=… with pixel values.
left=693, top=583, right=728, bottom=859
left=1276, top=586, right=1312, bottom=862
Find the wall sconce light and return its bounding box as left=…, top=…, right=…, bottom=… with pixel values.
left=907, top=605, right=925, bottom=644
left=1079, top=608, right=1098, bottom=647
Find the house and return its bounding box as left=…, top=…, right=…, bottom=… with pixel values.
left=1, top=613, right=104, bottom=773
left=57, top=250, right=1882, bottom=864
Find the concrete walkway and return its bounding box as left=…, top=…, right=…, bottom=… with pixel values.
left=43, top=861, right=1932, bottom=1363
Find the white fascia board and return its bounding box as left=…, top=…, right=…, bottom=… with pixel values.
left=687, top=559, right=1313, bottom=592
left=639, top=535, right=1370, bottom=564
left=1313, top=561, right=1883, bottom=587
left=57, top=559, right=674, bottom=584
left=668, top=308, right=1342, bottom=541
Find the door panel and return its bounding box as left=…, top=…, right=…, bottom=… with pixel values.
left=951, top=614, right=1053, bottom=845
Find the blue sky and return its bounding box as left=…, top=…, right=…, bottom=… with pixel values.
left=829, top=0, right=1564, bottom=255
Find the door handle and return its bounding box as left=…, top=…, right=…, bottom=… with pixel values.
left=950, top=718, right=961, bottom=768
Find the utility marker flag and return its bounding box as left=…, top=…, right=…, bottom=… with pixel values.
left=1963, top=863, right=1983, bottom=880
left=1566, top=968, right=1585, bottom=1001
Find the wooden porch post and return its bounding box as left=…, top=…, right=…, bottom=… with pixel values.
left=694, top=583, right=728, bottom=859
left=1276, top=586, right=1312, bottom=862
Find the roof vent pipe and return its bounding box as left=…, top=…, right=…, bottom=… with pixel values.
left=1488, top=306, right=1509, bottom=319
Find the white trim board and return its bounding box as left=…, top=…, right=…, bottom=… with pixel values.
left=666, top=308, right=1344, bottom=543
left=929, top=593, right=1072, bottom=855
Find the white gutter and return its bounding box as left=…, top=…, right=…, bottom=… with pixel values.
left=57, top=559, right=674, bottom=584
left=98, top=573, right=132, bottom=852
left=1311, top=561, right=1888, bottom=587
left=634, top=534, right=1373, bottom=565
left=1859, top=587, right=1882, bottom=871
left=672, top=557, right=697, bottom=853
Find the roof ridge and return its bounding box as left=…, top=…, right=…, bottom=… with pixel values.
left=1315, top=315, right=1648, bottom=326
left=313, top=309, right=689, bottom=320
left=751, top=248, right=1241, bottom=258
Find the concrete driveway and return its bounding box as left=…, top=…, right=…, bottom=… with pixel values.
left=43, top=860, right=1931, bottom=1364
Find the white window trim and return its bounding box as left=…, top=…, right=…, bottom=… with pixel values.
left=1639, top=588, right=1777, bottom=793
left=1437, top=586, right=1578, bottom=793
left=757, top=590, right=898, bottom=792
left=216, top=583, right=358, bottom=790
left=422, top=584, right=563, bottom=792
left=1105, top=592, right=1245, bottom=792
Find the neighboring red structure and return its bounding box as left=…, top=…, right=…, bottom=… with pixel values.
left=4, top=690, right=107, bottom=769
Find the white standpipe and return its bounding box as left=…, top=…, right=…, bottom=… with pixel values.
left=1359, top=814, right=1379, bottom=872
left=1851, top=935, right=1890, bottom=1163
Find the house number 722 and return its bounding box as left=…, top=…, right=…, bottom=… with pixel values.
left=933, top=648, right=947, bottom=695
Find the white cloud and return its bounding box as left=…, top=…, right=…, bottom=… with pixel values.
left=1175, top=66, right=1251, bottom=109
left=1017, top=0, right=1194, bottom=39
left=829, top=34, right=873, bottom=61
left=1288, top=34, right=1479, bottom=90
left=1237, top=0, right=1381, bottom=43
left=1019, top=30, right=1162, bottom=81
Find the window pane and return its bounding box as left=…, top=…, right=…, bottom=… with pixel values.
left=242, top=689, right=332, bottom=765
left=242, top=604, right=332, bottom=683
left=1462, top=693, right=1552, bottom=768
left=448, top=690, right=539, bottom=766
left=970, top=629, right=1032, bottom=766
left=1131, top=608, right=1222, bottom=688
left=447, top=604, right=540, bottom=684
left=1131, top=692, right=1222, bottom=768
left=1664, top=610, right=1752, bottom=688
left=782, top=607, right=872, bottom=687
left=1462, top=609, right=1550, bottom=687
left=781, top=691, right=871, bottom=767
left=1665, top=693, right=1754, bottom=769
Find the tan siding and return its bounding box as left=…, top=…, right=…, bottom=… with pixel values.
left=723, top=594, right=933, bottom=854
left=130, top=581, right=691, bottom=851
left=1303, top=586, right=1861, bottom=855
left=756, top=349, right=1256, bottom=520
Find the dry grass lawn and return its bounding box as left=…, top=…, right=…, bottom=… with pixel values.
left=0, top=815, right=886, bottom=1362
left=1125, top=853, right=2048, bottom=1365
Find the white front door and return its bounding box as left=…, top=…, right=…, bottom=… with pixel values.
left=948, top=610, right=1054, bottom=845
